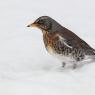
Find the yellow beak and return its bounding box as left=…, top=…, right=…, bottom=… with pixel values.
left=27, top=23, right=38, bottom=27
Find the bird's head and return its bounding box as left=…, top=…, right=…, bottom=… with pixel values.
left=27, top=16, right=52, bottom=32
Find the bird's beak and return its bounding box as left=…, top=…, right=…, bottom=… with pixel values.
left=27, top=23, right=38, bottom=28
left=27, top=24, right=31, bottom=27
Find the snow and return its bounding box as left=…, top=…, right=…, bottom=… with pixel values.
left=0, top=0, right=95, bottom=95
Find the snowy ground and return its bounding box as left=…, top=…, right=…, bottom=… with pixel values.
left=0, top=0, right=95, bottom=95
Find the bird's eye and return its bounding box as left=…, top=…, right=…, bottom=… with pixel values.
left=38, top=20, right=44, bottom=24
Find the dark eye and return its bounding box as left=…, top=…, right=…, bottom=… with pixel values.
left=38, top=20, right=44, bottom=24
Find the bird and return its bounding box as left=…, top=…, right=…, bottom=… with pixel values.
left=27, top=16, right=95, bottom=69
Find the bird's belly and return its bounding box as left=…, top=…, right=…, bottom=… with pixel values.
left=46, top=46, right=74, bottom=63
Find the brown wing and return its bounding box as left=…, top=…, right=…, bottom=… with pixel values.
left=56, top=27, right=95, bottom=55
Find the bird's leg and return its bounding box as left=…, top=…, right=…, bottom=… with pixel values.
left=62, top=62, right=66, bottom=68
left=72, top=63, right=77, bottom=69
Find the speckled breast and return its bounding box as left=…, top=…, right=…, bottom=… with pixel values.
left=43, top=32, right=59, bottom=54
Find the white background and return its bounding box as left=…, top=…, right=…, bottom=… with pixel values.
left=0, top=0, right=95, bottom=95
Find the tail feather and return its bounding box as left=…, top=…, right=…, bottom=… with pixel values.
left=85, top=48, right=95, bottom=56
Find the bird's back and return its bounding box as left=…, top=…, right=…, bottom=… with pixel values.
left=57, top=26, right=95, bottom=56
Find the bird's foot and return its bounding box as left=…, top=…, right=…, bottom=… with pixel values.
left=62, top=62, right=66, bottom=68
left=72, top=64, right=77, bottom=69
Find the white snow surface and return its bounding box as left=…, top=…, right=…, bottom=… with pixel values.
left=0, top=0, right=95, bottom=95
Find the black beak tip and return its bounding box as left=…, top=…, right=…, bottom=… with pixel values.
left=27, top=25, right=30, bottom=27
